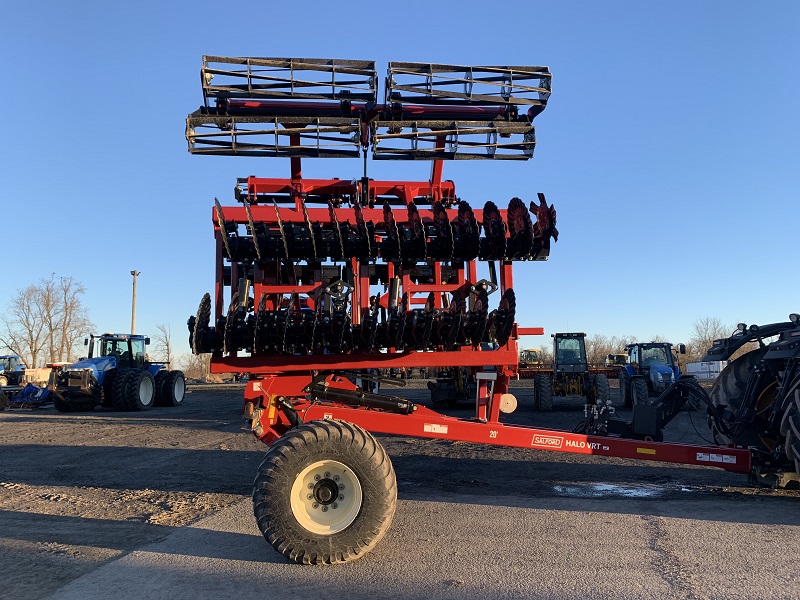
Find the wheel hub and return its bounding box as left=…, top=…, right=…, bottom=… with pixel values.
left=290, top=459, right=362, bottom=535
left=313, top=478, right=339, bottom=505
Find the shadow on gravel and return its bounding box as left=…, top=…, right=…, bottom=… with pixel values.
left=0, top=509, right=274, bottom=562
left=389, top=452, right=800, bottom=526
left=0, top=510, right=177, bottom=551
left=0, top=445, right=264, bottom=494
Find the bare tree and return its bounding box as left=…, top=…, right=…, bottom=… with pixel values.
left=154, top=323, right=173, bottom=366
left=176, top=352, right=211, bottom=381
left=51, top=275, right=93, bottom=363
left=536, top=344, right=553, bottom=366
left=688, top=317, right=731, bottom=362
left=585, top=333, right=609, bottom=366
left=1, top=283, right=47, bottom=367
left=585, top=334, right=639, bottom=366
left=0, top=275, right=93, bottom=367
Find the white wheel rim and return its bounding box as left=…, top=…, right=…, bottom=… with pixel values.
left=290, top=459, right=362, bottom=535
left=139, top=377, right=154, bottom=406
left=173, top=376, right=185, bottom=402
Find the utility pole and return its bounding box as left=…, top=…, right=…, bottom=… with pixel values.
left=130, top=270, right=141, bottom=334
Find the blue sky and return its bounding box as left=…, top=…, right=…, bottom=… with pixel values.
left=1, top=0, right=798, bottom=357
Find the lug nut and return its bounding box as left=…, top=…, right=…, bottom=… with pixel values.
left=333, top=475, right=339, bottom=482
left=314, top=474, right=321, bottom=481
left=307, top=494, right=313, bottom=500
left=312, top=503, right=319, bottom=509
left=338, top=495, right=344, bottom=501
left=339, top=484, right=345, bottom=490
left=322, top=506, right=328, bottom=512
left=324, top=472, right=330, bottom=478
left=332, top=503, right=338, bottom=509
left=308, top=483, right=314, bottom=489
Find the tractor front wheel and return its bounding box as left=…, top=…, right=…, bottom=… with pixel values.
left=253, top=420, right=396, bottom=564
left=111, top=370, right=130, bottom=411
left=619, top=369, right=631, bottom=408
left=631, top=377, right=649, bottom=406
left=534, top=374, right=553, bottom=411
left=53, top=397, right=74, bottom=413
left=153, top=371, right=168, bottom=405
left=125, top=370, right=155, bottom=411
left=595, top=374, right=610, bottom=405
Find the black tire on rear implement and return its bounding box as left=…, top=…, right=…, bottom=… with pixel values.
left=253, top=420, right=397, bottom=565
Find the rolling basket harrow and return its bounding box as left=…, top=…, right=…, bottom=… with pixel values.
left=185, top=56, right=797, bottom=566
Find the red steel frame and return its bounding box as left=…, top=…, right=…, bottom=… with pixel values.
left=208, top=156, right=753, bottom=479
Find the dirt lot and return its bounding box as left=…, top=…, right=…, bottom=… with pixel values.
left=1, top=381, right=798, bottom=599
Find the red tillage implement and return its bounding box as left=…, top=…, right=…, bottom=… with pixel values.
left=186, top=56, right=751, bottom=565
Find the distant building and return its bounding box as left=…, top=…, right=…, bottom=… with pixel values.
left=685, top=361, right=728, bottom=380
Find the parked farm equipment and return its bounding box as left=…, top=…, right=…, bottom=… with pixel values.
left=0, top=355, right=26, bottom=387
left=185, top=56, right=799, bottom=565
left=533, top=332, right=610, bottom=411
left=48, top=333, right=185, bottom=412
left=618, top=341, right=685, bottom=408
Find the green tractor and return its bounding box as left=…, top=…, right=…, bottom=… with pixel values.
left=533, top=332, right=610, bottom=411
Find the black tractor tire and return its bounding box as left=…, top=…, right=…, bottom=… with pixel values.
left=534, top=374, right=553, bottom=411
left=780, top=373, right=800, bottom=473
left=124, top=370, right=156, bottom=411
left=160, top=371, right=186, bottom=407
left=708, top=349, right=768, bottom=445
left=101, top=370, right=117, bottom=408
left=53, top=397, right=74, bottom=413
left=153, top=370, right=168, bottom=406
left=619, top=369, right=632, bottom=408
left=631, top=377, right=649, bottom=406
left=54, top=393, right=97, bottom=413
left=595, top=374, right=610, bottom=405
left=253, top=420, right=397, bottom=565
left=111, top=370, right=130, bottom=411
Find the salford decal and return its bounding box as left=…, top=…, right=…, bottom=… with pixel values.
left=531, top=434, right=564, bottom=449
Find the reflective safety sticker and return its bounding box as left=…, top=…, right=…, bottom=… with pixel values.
left=696, top=452, right=737, bottom=464
left=424, top=423, right=448, bottom=434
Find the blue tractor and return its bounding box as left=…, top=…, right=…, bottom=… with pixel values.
left=48, top=333, right=185, bottom=412
left=618, top=341, right=685, bottom=408
left=0, top=354, right=26, bottom=387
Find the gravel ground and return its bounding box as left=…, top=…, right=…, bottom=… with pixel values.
left=1, top=381, right=797, bottom=599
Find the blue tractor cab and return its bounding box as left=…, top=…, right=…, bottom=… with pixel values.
left=0, top=355, right=26, bottom=387
left=618, top=342, right=685, bottom=408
